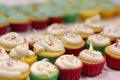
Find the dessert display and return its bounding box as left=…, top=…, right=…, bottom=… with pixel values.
left=105, top=39, right=120, bottom=70
left=86, top=33, right=111, bottom=55
left=62, top=31, right=85, bottom=56
left=30, top=59, right=59, bottom=80
left=79, top=41, right=105, bottom=76
left=33, top=34, right=65, bottom=63
left=55, top=55, right=83, bottom=80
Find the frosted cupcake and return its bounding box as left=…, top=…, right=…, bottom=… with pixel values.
left=30, top=59, right=59, bottom=80
left=105, top=39, right=120, bottom=70
left=71, top=23, right=94, bottom=40
left=0, top=60, right=30, bottom=80
left=86, top=34, right=111, bottom=55
left=0, top=47, right=9, bottom=60
left=33, top=34, right=65, bottom=63
left=62, top=32, right=85, bottom=56
left=102, top=24, right=120, bottom=43
left=85, top=14, right=103, bottom=33
left=9, top=43, right=37, bottom=65
left=44, top=23, right=67, bottom=39
left=55, top=55, right=83, bottom=80
left=79, top=42, right=105, bottom=76
left=0, top=32, right=25, bottom=52
left=25, top=34, right=42, bottom=50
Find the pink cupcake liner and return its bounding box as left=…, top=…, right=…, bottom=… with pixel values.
left=32, top=20, right=48, bottom=29
left=82, top=60, right=105, bottom=76
left=10, top=23, right=30, bottom=32
left=65, top=46, right=85, bottom=57
left=58, top=67, right=82, bottom=80
left=0, top=25, right=8, bottom=35
left=49, top=17, right=63, bottom=25
left=106, top=54, right=120, bottom=70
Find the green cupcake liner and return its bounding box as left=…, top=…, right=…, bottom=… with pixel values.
left=86, top=40, right=106, bottom=55
left=37, top=56, right=58, bottom=64
left=64, top=14, right=78, bottom=22
left=30, top=71, right=59, bottom=80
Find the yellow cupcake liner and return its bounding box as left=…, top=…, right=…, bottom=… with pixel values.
left=105, top=46, right=120, bottom=59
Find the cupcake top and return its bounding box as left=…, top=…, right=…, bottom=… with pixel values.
left=88, top=34, right=110, bottom=46
left=0, top=32, right=25, bottom=49
left=103, top=25, right=120, bottom=38
left=62, top=32, right=82, bottom=45
left=55, top=55, right=82, bottom=69
left=85, top=14, right=103, bottom=28
left=0, top=60, right=29, bottom=78
left=25, top=34, right=42, bottom=45
left=33, top=34, right=64, bottom=53
left=9, top=43, right=35, bottom=60
left=109, top=39, right=120, bottom=56
left=71, top=24, right=94, bottom=34
left=30, top=59, right=58, bottom=77
left=47, top=23, right=67, bottom=36
left=0, top=47, right=9, bottom=61
left=79, top=41, right=104, bottom=62
left=0, top=16, right=9, bottom=27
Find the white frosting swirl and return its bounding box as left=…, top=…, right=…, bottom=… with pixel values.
left=0, top=48, right=9, bottom=61
left=0, top=60, right=29, bottom=78
left=9, top=43, right=35, bottom=60
left=85, top=14, right=103, bottom=28
left=88, top=34, right=110, bottom=46
left=47, top=23, right=67, bottom=36
left=79, top=42, right=104, bottom=62
left=72, top=24, right=94, bottom=34
left=109, top=39, right=120, bottom=56
left=103, top=25, right=120, bottom=38
left=55, top=55, right=82, bottom=69
left=0, top=32, right=25, bottom=49
left=62, top=32, right=82, bottom=45
left=30, top=59, right=58, bottom=77
left=25, top=34, right=42, bottom=45
left=33, top=34, right=64, bottom=52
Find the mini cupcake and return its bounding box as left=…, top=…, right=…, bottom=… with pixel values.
left=0, top=60, right=30, bottom=80
left=33, top=34, right=65, bottom=63
left=105, top=39, right=120, bottom=70
left=0, top=16, right=9, bottom=35
left=55, top=55, right=83, bottom=80
left=8, top=13, right=30, bottom=32
left=30, top=59, right=59, bottom=80
left=30, top=12, right=49, bottom=29
left=115, top=4, right=120, bottom=15
left=86, top=34, right=111, bottom=55
left=99, top=3, right=116, bottom=19
left=25, top=34, right=42, bottom=50
left=71, top=23, right=94, bottom=40
left=44, top=23, right=67, bottom=39
left=0, top=32, right=25, bottom=52
left=79, top=42, right=105, bottom=76
left=64, top=9, right=78, bottom=22
left=102, top=24, right=120, bottom=43
left=9, top=43, right=37, bottom=65
left=62, top=32, right=85, bottom=56
left=0, top=47, right=9, bottom=60
left=85, top=14, right=103, bottom=33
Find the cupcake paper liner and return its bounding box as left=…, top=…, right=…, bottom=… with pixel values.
left=0, top=25, right=8, bottom=35
left=105, top=54, right=120, bottom=70
left=82, top=60, right=105, bottom=76
left=37, top=56, right=58, bottom=64
left=65, top=46, right=85, bottom=57
left=32, top=20, right=48, bottom=29
left=49, top=16, right=63, bottom=24
left=30, top=71, right=59, bottom=80
left=64, top=14, right=78, bottom=22
left=10, top=23, right=30, bottom=32
left=58, top=67, right=82, bottom=80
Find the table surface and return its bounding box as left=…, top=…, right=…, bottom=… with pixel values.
left=0, top=0, right=120, bottom=80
